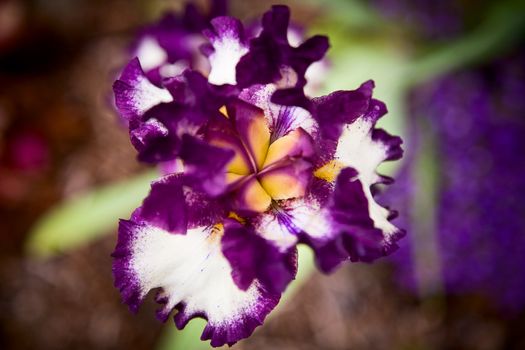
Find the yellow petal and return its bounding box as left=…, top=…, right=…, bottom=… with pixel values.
left=244, top=112, right=270, bottom=171
left=260, top=172, right=306, bottom=200
left=241, top=179, right=272, bottom=212
left=263, top=129, right=304, bottom=168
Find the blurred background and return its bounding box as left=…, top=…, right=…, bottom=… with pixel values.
left=1, top=0, right=524, bottom=349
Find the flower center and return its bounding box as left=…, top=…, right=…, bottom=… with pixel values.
left=206, top=104, right=313, bottom=213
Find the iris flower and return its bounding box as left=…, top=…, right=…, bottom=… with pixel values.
left=112, top=5, right=404, bottom=347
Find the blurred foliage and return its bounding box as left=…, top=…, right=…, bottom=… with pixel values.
left=26, top=170, right=157, bottom=257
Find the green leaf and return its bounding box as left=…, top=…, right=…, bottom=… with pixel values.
left=25, top=170, right=157, bottom=258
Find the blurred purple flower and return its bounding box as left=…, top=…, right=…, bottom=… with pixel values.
left=386, top=48, right=525, bottom=312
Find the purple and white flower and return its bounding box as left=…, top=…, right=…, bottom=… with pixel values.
left=112, top=5, right=404, bottom=347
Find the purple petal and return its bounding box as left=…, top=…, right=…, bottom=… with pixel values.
left=111, top=219, right=147, bottom=313
left=222, top=220, right=297, bottom=294
left=129, top=0, right=233, bottom=85
left=290, top=35, right=330, bottom=81
left=165, top=69, right=232, bottom=114
left=139, top=174, right=187, bottom=234
left=179, top=134, right=235, bottom=196
left=129, top=71, right=228, bottom=163
left=133, top=6, right=206, bottom=67
left=261, top=4, right=289, bottom=40
left=236, top=5, right=329, bottom=89
left=113, top=58, right=173, bottom=123
left=372, top=128, right=403, bottom=161
left=311, top=80, right=375, bottom=140
left=129, top=117, right=169, bottom=153
left=300, top=167, right=405, bottom=272
left=271, top=87, right=311, bottom=110
left=136, top=172, right=226, bottom=231
left=184, top=189, right=227, bottom=229
left=129, top=103, right=183, bottom=163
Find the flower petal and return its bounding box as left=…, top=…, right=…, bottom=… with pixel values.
left=252, top=211, right=299, bottom=252
left=262, top=128, right=314, bottom=168
left=335, top=99, right=403, bottom=185
left=227, top=100, right=271, bottom=170
left=138, top=173, right=227, bottom=233
left=233, top=177, right=272, bottom=213
left=236, top=5, right=329, bottom=89
left=292, top=167, right=405, bottom=272
left=259, top=159, right=312, bottom=200
left=134, top=36, right=168, bottom=72
left=178, top=134, right=235, bottom=196
left=311, top=80, right=374, bottom=140
left=290, top=82, right=405, bottom=271
left=139, top=174, right=187, bottom=234
left=239, top=84, right=317, bottom=138
left=203, top=16, right=248, bottom=85
left=130, top=103, right=192, bottom=163
left=128, top=71, right=228, bottom=164
left=222, top=220, right=297, bottom=294
left=112, top=220, right=279, bottom=347
left=205, top=112, right=255, bottom=175
left=113, top=58, right=173, bottom=122
left=129, top=117, right=169, bottom=152
left=164, top=70, right=233, bottom=117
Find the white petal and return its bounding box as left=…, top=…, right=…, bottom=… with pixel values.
left=335, top=118, right=399, bottom=238
left=254, top=213, right=299, bottom=251
left=135, top=36, right=168, bottom=71
left=207, top=35, right=247, bottom=85
left=114, top=221, right=278, bottom=346
left=133, top=226, right=261, bottom=319
left=336, top=118, right=385, bottom=184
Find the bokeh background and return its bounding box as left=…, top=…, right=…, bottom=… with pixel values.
left=1, top=0, right=524, bottom=349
